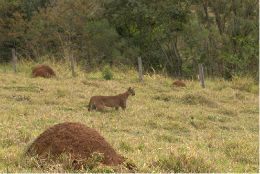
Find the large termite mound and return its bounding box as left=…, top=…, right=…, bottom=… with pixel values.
left=27, top=122, right=125, bottom=167
left=32, top=64, right=55, bottom=78
left=172, top=80, right=186, bottom=87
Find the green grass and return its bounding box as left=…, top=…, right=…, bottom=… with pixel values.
left=0, top=60, right=259, bottom=172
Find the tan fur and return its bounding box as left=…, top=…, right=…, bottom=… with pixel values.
left=88, top=87, right=135, bottom=112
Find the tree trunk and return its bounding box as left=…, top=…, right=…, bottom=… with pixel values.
left=156, top=39, right=175, bottom=70
left=172, top=38, right=183, bottom=77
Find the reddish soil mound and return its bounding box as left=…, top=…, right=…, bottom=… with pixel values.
left=27, top=122, right=125, bottom=167
left=172, top=80, right=186, bottom=87
left=32, top=64, right=55, bottom=78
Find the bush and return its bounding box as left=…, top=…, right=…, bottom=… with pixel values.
left=102, top=65, right=113, bottom=80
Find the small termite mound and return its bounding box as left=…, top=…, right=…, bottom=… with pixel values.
left=172, top=80, right=186, bottom=87
left=32, top=64, right=55, bottom=78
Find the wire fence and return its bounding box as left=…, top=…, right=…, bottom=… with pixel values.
left=9, top=49, right=206, bottom=88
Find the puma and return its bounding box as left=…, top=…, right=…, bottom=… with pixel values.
left=88, top=87, right=135, bottom=112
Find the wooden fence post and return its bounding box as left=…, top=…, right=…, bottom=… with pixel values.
left=12, top=48, right=17, bottom=73
left=199, top=64, right=205, bottom=88
left=138, top=57, right=143, bottom=82
left=70, top=50, right=75, bottom=77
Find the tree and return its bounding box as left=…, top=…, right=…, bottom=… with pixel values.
left=105, top=0, right=191, bottom=76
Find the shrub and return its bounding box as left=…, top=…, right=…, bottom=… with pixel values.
left=102, top=65, right=113, bottom=80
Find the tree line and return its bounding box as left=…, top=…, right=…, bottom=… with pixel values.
left=0, top=0, right=258, bottom=79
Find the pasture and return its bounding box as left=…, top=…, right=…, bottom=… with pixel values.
left=0, top=60, right=258, bottom=172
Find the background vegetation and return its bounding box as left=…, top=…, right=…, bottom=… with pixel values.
left=0, top=0, right=258, bottom=79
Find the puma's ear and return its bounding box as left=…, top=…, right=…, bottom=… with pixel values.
left=128, top=87, right=131, bottom=90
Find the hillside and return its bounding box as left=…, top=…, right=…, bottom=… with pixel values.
left=0, top=61, right=259, bottom=172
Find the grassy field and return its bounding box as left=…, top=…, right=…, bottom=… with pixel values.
left=0, top=60, right=259, bottom=172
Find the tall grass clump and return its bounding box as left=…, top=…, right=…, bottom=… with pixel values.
left=155, top=148, right=214, bottom=173
left=180, top=91, right=218, bottom=107
left=223, top=138, right=258, bottom=165
left=230, top=76, right=258, bottom=94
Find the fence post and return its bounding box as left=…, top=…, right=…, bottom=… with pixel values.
left=199, top=64, right=205, bottom=88
left=138, top=57, right=143, bottom=82
left=70, top=50, right=75, bottom=77
left=12, top=48, right=17, bottom=73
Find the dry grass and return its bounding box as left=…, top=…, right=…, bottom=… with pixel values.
left=0, top=60, right=258, bottom=172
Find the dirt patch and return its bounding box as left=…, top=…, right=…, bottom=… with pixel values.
left=172, top=80, right=186, bottom=87
left=32, top=64, right=55, bottom=78
left=27, top=122, right=125, bottom=167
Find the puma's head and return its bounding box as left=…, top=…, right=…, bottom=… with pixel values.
left=128, top=87, right=135, bottom=96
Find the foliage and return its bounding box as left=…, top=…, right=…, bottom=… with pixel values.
left=0, top=0, right=258, bottom=79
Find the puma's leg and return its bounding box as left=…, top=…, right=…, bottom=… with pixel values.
left=121, top=101, right=126, bottom=111
left=88, top=104, right=95, bottom=111
left=96, top=104, right=104, bottom=112
left=88, top=102, right=92, bottom=111
left=88, top=105, right=92, bottom=111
